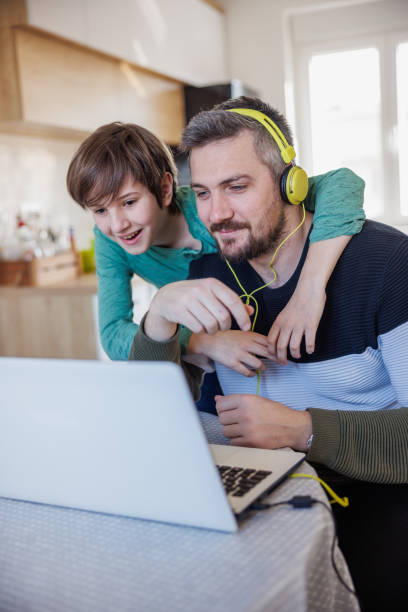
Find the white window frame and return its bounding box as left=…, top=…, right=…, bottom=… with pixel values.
left=293, top=29, right=408, bottom=226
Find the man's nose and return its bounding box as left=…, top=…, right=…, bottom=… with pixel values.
left=209, top=192, right=234, bottom=225
left=110, top=207, right=130, bottom=234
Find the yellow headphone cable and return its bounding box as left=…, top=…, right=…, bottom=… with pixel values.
left=225, top=202, right=306, bottom=393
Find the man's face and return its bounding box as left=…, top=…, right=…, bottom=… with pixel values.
left=190, top=130, right=285, bottom=263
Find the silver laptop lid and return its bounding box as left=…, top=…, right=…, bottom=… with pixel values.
left=0, top=358, right=237, bottom=532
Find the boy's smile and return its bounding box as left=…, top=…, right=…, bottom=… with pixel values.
left=116, top=228, right=143, bottom=246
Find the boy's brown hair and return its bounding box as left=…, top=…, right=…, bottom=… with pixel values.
left=67, top=122, right=179, bottom=214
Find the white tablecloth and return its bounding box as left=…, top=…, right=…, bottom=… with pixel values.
left=0, top=412, right=359, bottom=612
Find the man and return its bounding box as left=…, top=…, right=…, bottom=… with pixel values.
left=130, top=97, right=408, bottom=610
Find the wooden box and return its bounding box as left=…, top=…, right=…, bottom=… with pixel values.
left=0, top=252, right=80, bottom=286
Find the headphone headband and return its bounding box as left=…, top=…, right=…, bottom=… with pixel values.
left=226, top=107, right=308, bottom=206
left=226, top=108, right=296, bottom=164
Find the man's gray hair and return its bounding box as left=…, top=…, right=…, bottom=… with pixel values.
left=180, top=96, right=294, bottom=181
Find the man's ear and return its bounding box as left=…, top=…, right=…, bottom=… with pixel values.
left=161, top=172, right=174, bottom=208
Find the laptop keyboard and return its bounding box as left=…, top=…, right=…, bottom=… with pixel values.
left=217, top=465, right=272, bottom=497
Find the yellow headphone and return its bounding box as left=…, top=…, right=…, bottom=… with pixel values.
left=226, top=108, right=308, bottom=206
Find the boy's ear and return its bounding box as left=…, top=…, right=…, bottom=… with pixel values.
left=161, top=172, right=173, bottom=207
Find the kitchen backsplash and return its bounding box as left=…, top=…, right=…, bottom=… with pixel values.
left=0, top=132, right=94, bottom=250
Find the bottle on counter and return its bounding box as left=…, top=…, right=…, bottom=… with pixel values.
left=69, top=226, right=77, bottom=253
left=15, top=215, right=39, bottom=260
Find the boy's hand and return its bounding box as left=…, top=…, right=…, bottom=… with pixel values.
left=187, top=330, right=272, bottom=377
left=268, top=235, right=352, bottom=364
left=267, top=281, right=326, bottom=364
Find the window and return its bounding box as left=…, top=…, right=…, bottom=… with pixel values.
left=308, top=47, right=383, bottom=218
left=289, top=0, right=408, bottom=225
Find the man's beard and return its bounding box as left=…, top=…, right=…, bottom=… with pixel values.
left=211, top=206, right=286, bottom=264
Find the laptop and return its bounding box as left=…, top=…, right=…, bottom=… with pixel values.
left=0, top=357, right=305, bottom=532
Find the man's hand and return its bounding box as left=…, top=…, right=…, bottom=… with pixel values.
left=215, top=394, right=312, bottom=452
left=187, top=330, right=273, bottom=377
left=144, top=278, right=252, bottom=342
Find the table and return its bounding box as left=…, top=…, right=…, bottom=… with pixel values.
left=0, top=413, right=359, bottom=612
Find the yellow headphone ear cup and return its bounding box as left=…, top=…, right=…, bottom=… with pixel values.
left=282, top=166, right=309, bottom=205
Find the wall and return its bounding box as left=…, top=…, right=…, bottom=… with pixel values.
left=0, top=132, right=93, bottom=249
left=222, top=0, right=378, bottom=112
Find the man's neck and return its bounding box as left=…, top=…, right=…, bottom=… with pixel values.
left=249, top=207, right=313, bottom=287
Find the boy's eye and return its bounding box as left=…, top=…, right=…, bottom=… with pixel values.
left=94, top=208, right=106, bottom=215
left=124, top=199, right=137, bottom=207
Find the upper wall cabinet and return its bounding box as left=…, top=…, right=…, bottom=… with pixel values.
left=14, top=27, right=185, bottom=143
left=27, top=0, right=227, bottom=85
left=0, top=0, right=227, bottom=142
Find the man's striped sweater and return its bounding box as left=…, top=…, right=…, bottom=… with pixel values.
left=187, top=220, right=408, bottom=483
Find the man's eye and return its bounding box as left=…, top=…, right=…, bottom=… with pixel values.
left=195, top=190, right=209, bottom=199
left=230, top=184, right=246, bottom=192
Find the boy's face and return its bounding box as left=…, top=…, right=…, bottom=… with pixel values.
left=88, top=177, right=167, bottom=254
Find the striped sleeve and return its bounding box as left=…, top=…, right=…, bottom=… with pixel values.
left=308, top=259, right=408, bottom=483
left=307, top=407, right=408, bottom=483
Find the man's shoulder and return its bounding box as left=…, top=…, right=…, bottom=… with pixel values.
left=342, top=220, right=408, bottom=270
left=328, top=219, right=408, bottom=341
left=351, top=219, right=408, bottom=248
left=329, top=219, right=408, bottom=308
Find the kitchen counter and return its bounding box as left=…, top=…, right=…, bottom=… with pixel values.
left=0, top=273, right=98, bottom=296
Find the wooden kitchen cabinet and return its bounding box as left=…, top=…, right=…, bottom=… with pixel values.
left=12, top=27, right=185, bottom=143
left=0, top=275, right=101, bottom=360
left=0, top=274, right=155, bottom=360
left=0, top=0, right=185, bottom=143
